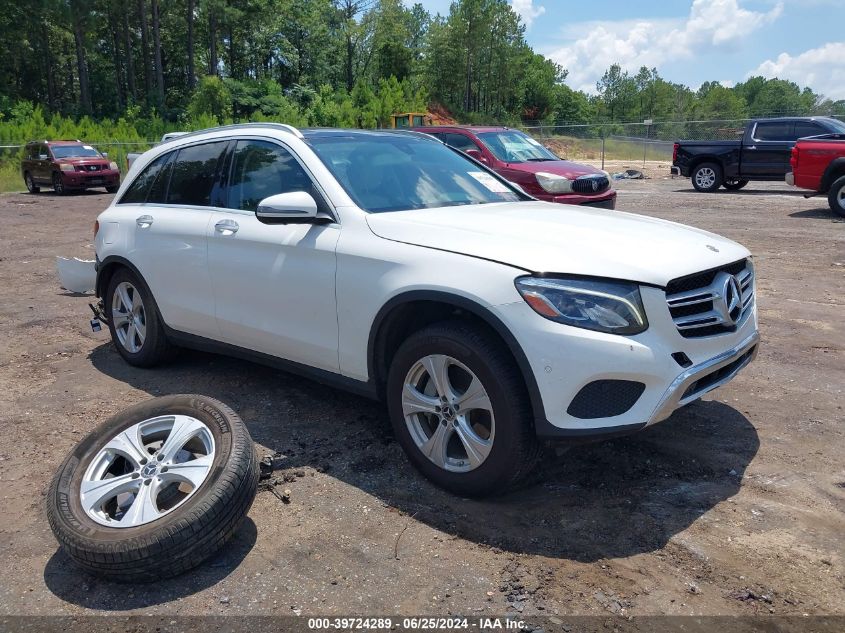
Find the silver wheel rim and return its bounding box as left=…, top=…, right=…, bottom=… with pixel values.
left=112, top=281, right=146, bottom=353
left=695, top=167, right=716, bottom=189
left=80, top=415, right=215, bottom=528
left=402, top=354, right=495, bottom=473
left=838, top=188, right=845, bottom=209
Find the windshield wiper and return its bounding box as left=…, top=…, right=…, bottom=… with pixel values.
left=526, top=157, right=554, bottom=162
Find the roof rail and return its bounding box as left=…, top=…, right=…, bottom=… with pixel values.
left=165, top=122, right=304, bottom=144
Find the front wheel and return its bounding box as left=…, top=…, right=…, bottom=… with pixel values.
left=52, top=172, right=67, bottom=195
left=829, top=175, right=845, bottom=218
left=24, top=172, right=40, bottom=193
left=691, top=162, right=723, bottom=192
left=386, top=321, right=539, bottom=497
left=105, top=268, right=173, bottom=367
left=723, top=179, right=749, bottom=191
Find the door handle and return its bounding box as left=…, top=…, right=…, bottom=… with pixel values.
left=746, top=145, right=757, bottom=150
left=214, top=219, right=239, bottom=235
left=136, top=215, right=153, bottom=228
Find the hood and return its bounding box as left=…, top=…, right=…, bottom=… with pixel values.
left=365, top=201, right=750, bottom=287
left=57, top=157, right=109, bottom=167
left=506, top=159, right=605, bottom=179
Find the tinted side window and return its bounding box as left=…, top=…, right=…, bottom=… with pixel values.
left=166, top=141, right=228, bottom=206
left=443, top=133, right=478, bottom=152
left=754, top=122, right=793, bottom=141
left=119, top=152, right=173, bottom=204
left=227, top=140, right=316, bottom=212
left=794, top=121, right=824, bottom=138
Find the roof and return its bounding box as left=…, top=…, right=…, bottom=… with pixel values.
left=412, top=125, right=510, bottom=134
left=27, top=140, right=84, bottom=145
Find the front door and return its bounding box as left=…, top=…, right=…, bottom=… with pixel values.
left=207, top=139, right=340, bottom=372
left=742, top=121, right=794, bottom=177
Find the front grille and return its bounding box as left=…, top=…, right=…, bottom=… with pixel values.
left=665, top=259, right=754, bottom=338
left=76, top=164, right=103, bottom=172
left=572, top=175, right=609, bottom=195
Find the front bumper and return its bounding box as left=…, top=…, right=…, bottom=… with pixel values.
left=60, top=170, right=120, bottom=189
left=535, top=190, right=617, bottom=209
left=494, top=285, right=759, bottom=440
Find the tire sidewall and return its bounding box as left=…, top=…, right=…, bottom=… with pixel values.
left=52, top=172, right=65, bottom=195
left=692, top=162, right=722, bottom=192
left=386, top=328, right=526, bottom=496
left=24, top=172, right=37, bottom=193
left=829, top=177, right=845, bottom=218
left=49, top=395, right=237, bottom=545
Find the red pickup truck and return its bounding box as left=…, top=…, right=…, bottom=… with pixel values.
left=786, top=133, right=845, bottom=217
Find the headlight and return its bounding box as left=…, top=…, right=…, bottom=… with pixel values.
left=109, top=161, right=119, bottom=171
left=515, top=276, right=648, bottom=335
left=59, top=163, right=74, bottom=172
left=535, top=172, right=572, bottom=193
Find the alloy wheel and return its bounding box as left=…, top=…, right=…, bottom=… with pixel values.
left=111, top=281, right=147, bottom=353
left=80, top=414, right=215, bottom=528
left=402, top=354, right=495, bottom=473
left=695, top=167, right=716, bottom=189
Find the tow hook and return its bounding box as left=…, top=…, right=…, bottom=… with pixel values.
left=88, top=300, right=108, bottom=332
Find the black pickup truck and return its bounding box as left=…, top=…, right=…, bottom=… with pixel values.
left=673, top=116, right=845, bottom=192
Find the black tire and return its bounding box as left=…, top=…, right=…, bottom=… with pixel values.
left=106, top=185, right=120, bottom=194
left=691, top=162, right=723, bottom=192
left=52, top=172, right=67, bottom=195
left=46, top=394, right=259, bottom=582
left=828, top=175, right=845, bottom=218
left=24, top=171, right=40, bottom=193
left=105, top=267, right=174, bottom=367
left=723, top=179, right=749, bottom=191
left=386, top=321, right=540, bottom=497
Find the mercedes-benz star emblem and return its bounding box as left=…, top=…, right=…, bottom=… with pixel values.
left=713, top=272, right=742, bottom=326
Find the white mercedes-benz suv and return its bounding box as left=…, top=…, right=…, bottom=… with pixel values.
left=94, top=123, right=759, bottom=496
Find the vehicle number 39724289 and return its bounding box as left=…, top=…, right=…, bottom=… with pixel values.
left=307, top=618, right=474, bottom=630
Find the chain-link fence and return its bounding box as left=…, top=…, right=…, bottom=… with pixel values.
left=521, top=116, right=845, bottom=168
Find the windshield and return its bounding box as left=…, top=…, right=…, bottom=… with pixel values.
left=476, top=131, right=558, bottom=163
left=826, top=118, right=845, bottom=133
left=308, top=134, right=523, bottom=213
left=51, top=145, right=102, bottom=159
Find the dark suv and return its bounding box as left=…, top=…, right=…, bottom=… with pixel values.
left=412, top=126, right=616, bottom=208
left=22, top=141, right=120, bottom=195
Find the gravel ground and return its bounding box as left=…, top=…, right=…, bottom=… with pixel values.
left=0, top=176, right=843, bottom=617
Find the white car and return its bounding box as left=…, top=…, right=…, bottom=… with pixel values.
left=94, top=123, right=759, bottom=496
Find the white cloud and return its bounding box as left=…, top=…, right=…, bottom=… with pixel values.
left=719, top=80, right=736, bottom=88
left=546, top=0, right=783, bottom=93
left=750, top=42, right=845, bottom=100
left=511, top=0, right=545, bottom=29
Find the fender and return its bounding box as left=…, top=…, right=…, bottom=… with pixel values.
left=367, top=290, right=548, bottom=431
left=95, top=255, right=149, bottom=299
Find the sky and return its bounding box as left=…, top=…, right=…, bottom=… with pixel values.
left=410, top=0, right=845, bottom=100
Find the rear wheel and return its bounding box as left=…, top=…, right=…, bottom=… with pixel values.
left=828, top=175, right=845, bottom=218
left=24, top=172, right=39, bottom=193
left=52, top=172, right=67, bottom=195
left=386, top=321, right=539, bottom=497
left=105, top=268, right=173, bottom=367
left=691, top=162, right=723, bottom=192
left=723, top=179, right=749, bottom=191
left=106, top=185, right=120, bottom=194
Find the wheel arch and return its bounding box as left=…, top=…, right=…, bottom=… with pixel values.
left=367, top=290, right=546, bottom=428
left=820, top=157, right=845, bottom=193
left=688, top=156, right=724, bottom=175
left=95, top=255, right=151, bottom=301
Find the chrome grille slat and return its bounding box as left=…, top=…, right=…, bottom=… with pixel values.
left=665, top=259, right=755, bottom=338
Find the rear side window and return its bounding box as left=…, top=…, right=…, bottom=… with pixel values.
left=794, top=121, right=825, bottom=138
left=754, top=122, right=793, bottom=141
left=227, top=140, right=318, bottom=212
left=166, top=141, right=228, bottom=206
left=443, top=133, right=478, bottom=152
left=119, top=152, right=174, bottom=204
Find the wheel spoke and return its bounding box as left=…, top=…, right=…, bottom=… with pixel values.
left=454, top=418, right=493, bottom=469
left=159, top=415, right=209, bottom=462
left=455, top=376, right=492, bottom=413
left=80, top=473, right=138, bottom=513
left=117, top=284, right=133, bottom=313
left=161, top=454, right=213, bottom=488
left=402, top=383, right=440, bottom=416
left=420, top=422, right=451, bottom=468
left=422, top=355, right=453, bottom=400
left=119, top=480, right=161, bottom=526
left=125, top=322, right=138, bottom=352
left=101, top=426, right=149, bottom=467
left=112, top=311, right=130, bottom=328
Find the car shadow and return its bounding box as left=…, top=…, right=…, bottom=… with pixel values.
left=43, top=517, right=257, bottom=609
left=789, top=207, right=839, bottom=219
left=674, top=187, right=805, bottom=196
left=82, top=343, right=758, bottom=565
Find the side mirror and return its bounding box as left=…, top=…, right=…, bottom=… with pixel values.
left=256, top=191, right=319, bottom=224
left=465, top=149, right=487, bottom=164
left=101, top=152, right=108, bottom=158
left=39, top=154, right=48, bottom=160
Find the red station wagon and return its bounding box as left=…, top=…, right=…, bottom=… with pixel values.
left=413, top=126, right=616, bottom=209
left=21, top=140, right=120, bottom=195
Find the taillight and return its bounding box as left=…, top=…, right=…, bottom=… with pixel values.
left=672, top=143, right=679, bottom=164
left=790, top=145, right=799, bottom=169
left=94, top=220, right=99, bottom=238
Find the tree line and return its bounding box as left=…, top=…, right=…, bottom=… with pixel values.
left=1, top=0, right=843, bottom=133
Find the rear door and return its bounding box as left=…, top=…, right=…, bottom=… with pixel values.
left=742, top=121, right=795, bottom=177
left=118, top=141, right=228, bottom=337
left=206, top=138, right=340, bottom=371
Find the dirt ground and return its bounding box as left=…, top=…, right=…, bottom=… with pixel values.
left=0, top=176, right=843, bottom=619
